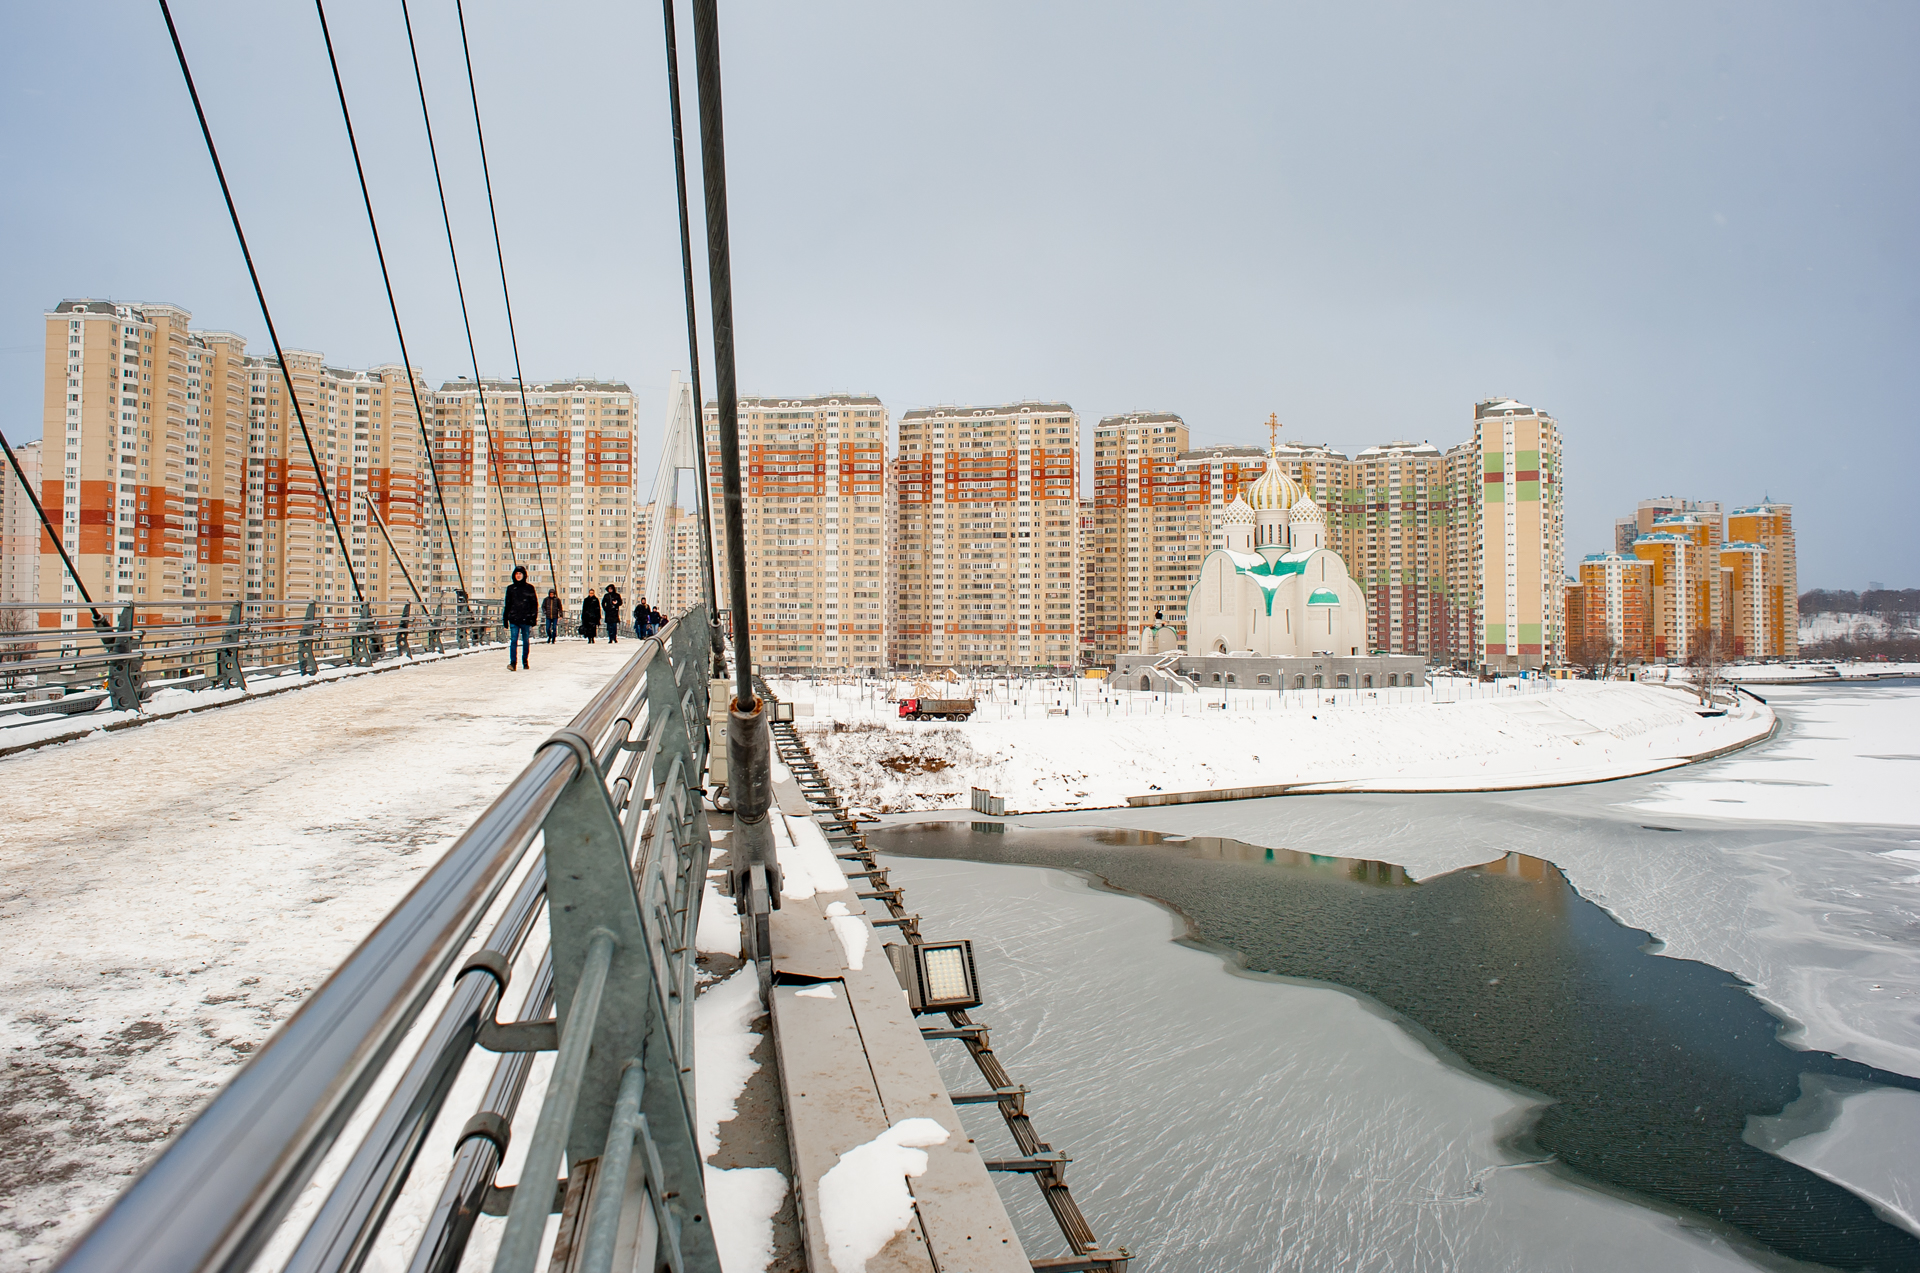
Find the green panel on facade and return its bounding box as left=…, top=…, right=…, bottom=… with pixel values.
left=1517, top=449, right=1539, bottom=470
left=1484, top=483, right=1504, bottom=503
left=1485, top=623, right=1507, bottom=643
left=1519, top=624, right=1542, bottom=643
left=1516, top=481, right=1540, bottom=501
left=1483, top=453, right=1503, bottom=474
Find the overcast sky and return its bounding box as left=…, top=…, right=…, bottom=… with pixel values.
left=3, top=1, right=1915, bottom=586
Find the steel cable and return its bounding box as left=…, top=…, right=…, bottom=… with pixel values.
left=397, top=0, right=519, bottom=591
left=313, top=0, right=462, bottom=607
left=660, top=0, right=724, bottom=657
left=158, top=0, right=364, bottom=609
left=451, top=0, right=561, bottom=598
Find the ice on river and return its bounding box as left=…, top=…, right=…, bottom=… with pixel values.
left=1635, top=682, right=1920, bottom=827
left=886, top=855, right=1777, bottom=1272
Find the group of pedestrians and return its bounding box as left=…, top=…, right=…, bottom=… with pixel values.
left=501, top=566, right=670, bottom=670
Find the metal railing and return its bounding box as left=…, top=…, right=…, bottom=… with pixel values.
left=56, top=605, right=722, bottom=1273
left=0, top=598, right=508, bottom=726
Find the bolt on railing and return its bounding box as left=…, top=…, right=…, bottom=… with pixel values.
left=55, top=605, right=723, bottom=1273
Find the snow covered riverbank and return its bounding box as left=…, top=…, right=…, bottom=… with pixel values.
left=773, top=677, right=1774, bottom=813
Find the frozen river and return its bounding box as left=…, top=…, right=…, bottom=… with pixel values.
left=874, top=681, right=1920, bottom=1272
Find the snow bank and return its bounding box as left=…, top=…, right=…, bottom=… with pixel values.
left=817, top=1118, right=949, bottom=1273
left=705, top=1164, right=788, bottom=1273
left=775, top=678, right=1772, bottom=812
left=694, top=968, right=764, bottom=1158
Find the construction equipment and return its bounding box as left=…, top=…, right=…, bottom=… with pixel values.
left=898, top=696, right=977, bottom=721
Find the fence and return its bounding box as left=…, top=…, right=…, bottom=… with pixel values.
left=56, top=604, right=722, bottom=1273
left=0, top=598, right=505, bottom=729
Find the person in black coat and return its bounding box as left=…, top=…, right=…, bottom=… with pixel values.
left=541, top=589, right=563, bottom=643
left=602, top=585, right=624, bottom=645
left=503, top=565, right=539, bottom=670
left=579, top=591, right=601, bottom=643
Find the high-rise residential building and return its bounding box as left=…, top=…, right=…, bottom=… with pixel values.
left=433, top=379, right=639, bottom=607
left=1472, top=398, right=1564, bottom=672
left=1573, top=552, right=1654, bottom=663
left=1085, top=413, right=1206, bottom=661
left=40, top=300, right=252, bottom=629
left=2, top=440, right=42, bottom=605
left=1631, top=526, right=1707, bottom=659
left=1727, top=502, right=1796, bottom=658
left=1348, top=441, right=1453, bottom=657
left=705, top=394, right=890, bottom=671
left=244, top=351, right=432, bottom=610
left=1075, top=497, right=1095, bottom=664
left=1717, top=541, right=1770, bottom=659
left=1173, top=444, right=1266, bottom=555
left=893, top=402, right=1076, bottom=670
left=633, top=501, right=705, bottom=616
left=1440, top=441, right=1482, bottom=666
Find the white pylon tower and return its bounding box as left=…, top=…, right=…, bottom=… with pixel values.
left=642, top=371, right=703, bottom=611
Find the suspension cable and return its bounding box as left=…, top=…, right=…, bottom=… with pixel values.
left=158, top=0, right=363, bottom=610
left=661, top=0, right=723, bottom=646
left=690, top=0, right=754, bottom=706
left=313, top=0, right=458, bottom=608
left=397, top=0, right=518, bottom=591
left=358, top=494, right=426, bottom=607
left=452, top=0, right=561, bottom=597
left=1, top=426, right=107, bottom=629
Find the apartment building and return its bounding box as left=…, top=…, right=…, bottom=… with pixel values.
left=432, top=379, right=639, bottom=607
left=1631, top=523, right=1708, bottom=659
left=1727, top=502, right=1797, bottom=657
left=1473, top=398, right=1564, bottom=672
left=1084, top=413, right=1206, bottom=661
left=633, top=501, right=705, bottom=616
left=704, top=394, right=890, bottom=671
left=1, top=441, right=42, bottom=605
left=40, top=300, right=251, bottom=628
left=893, top=402, right=1076, bottom=670
left=243, top=351, right=432, bottom=610
left=1573, top=551, right=1654, bottom=663
left=1173, top=444, right=1266, bottom=555
left=1717, top=541, right=1770, bottom=659
left=1347, top=441, right=1455, bottom=658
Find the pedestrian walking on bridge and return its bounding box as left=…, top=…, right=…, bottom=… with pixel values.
left=580, top=591, right=601, bottom=643
left=542, top=588, right=562, bottom=643
left=503, top=566, right=538, bottom=671
left=603, top=584, right=624, bottom=645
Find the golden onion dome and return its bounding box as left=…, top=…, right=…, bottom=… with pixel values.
left=1246, top=454, right=1301, bottom=511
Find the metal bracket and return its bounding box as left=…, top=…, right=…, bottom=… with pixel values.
left=481, top=1177, right=569, bottom=1217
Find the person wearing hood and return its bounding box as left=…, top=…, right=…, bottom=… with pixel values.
left=579, top=590, right=601, bottom=643
left=542, top=588, right=563, bottom=643
left=503, top=565, right=539, bottom=671
left=602, top=584, right=624, bottom=645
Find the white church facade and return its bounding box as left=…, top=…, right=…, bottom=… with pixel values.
left=1115, top=450, right=1426, bottom=692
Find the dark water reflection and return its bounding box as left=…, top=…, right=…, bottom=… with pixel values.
left=874, top=821, right=1920, bottom=1272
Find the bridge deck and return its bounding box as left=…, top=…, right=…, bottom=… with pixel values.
left=0, top=638, right=646, bottom=1267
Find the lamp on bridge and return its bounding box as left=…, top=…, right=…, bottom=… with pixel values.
left=887, top=939, right=982, bottom=1014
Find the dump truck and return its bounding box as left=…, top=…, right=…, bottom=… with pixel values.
left=897, top=696, right=976, bottom=721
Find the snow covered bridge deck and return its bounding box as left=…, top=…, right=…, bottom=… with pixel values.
left=0, top=639, right=645, bottom=1266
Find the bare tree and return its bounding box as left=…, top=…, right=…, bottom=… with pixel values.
left=0, top=607, right=35, bottom=691
left=1685, top=625, right=1725, bottom=705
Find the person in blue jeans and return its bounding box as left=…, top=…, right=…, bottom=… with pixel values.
left=503, top=565, right=538, bottom=670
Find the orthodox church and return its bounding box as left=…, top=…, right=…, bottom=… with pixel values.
left=1183, top=452, right=1369, bottom=657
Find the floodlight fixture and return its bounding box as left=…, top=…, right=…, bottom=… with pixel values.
left=886, top=939, right=981, bottom=1014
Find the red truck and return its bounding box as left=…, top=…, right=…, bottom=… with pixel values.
left=897, top=697, right=976, bottom=721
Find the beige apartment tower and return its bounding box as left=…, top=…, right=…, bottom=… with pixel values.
left=40, top=300, right=251, bottom=630
left=704, top=394, right=890, bottom=671
left=1086, top=413, right=1205, bottom=662
left=894, top=402, right=1077, bottom=669
left=1473, top=398, right=1564, bottom=671
left=243, top=351, right=432, bottom=610
left=1, top=441, right=42, bottom=606
left=1727, top=502, right=1796, bottom=657
left=431, top=379, right=639, bottom=607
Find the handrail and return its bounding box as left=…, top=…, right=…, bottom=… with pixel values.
left=55, top=605, right=721, bottom=1273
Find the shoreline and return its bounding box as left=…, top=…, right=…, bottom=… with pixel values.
left=781, top=678, right=1779, bottom=816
